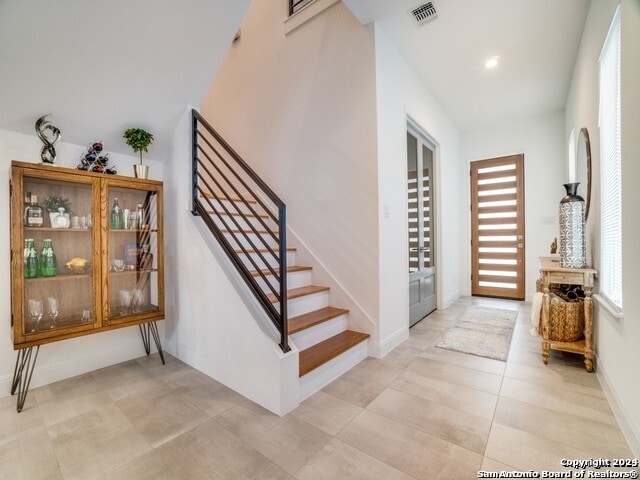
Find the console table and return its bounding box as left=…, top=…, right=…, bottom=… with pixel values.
left=538, top=257, right=597, bottom=372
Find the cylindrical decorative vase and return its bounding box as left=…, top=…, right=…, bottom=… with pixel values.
left=559, top=182, right=586, bottom=268
left=133, top=164, right=149, bottom=179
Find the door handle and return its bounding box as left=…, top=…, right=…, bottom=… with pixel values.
left=420, top=246, right=430, bottom=252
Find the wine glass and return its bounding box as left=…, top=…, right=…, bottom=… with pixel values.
left=132, top=289, right=144, bottom=313
left=28, top=299, right=43, bottom=332
left=47, top=297, right=59, bottom=329
left=119, top=289, right=132, bottom=315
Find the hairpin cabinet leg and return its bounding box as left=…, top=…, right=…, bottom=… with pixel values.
left=11, top=346, right=40, bottom=412
left=139, top=321, right=165, bottom=365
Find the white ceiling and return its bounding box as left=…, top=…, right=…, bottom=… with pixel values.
left=0, top=0, right=590, bottom=159
left=0, top=0, right=250, bottom=159
left=344, top=0, right=590, bottom=131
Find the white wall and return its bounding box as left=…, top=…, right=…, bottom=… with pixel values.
left=374, top=25, right=465, bottom=355
left=462, top=111, right=566, bottom=300
left=200, top=1, right=380, bottom=334
left=565, top=0, right=640, bottom=455
left=0, top=128, right=164, bottom=398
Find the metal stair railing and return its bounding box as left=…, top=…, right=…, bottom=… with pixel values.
left=191, top=109, right=289, bottom=352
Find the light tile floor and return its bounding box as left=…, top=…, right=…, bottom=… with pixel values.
left=0, top=297, right=633, bottom=479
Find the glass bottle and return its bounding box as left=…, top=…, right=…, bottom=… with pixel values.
left=24, top=194, right=44, bottom=227
left=39, top=238, right=57, bottom=277
left=110, top=197, right=123, bottom=229
left=23, top=239, right=39, bottom=278
left=136, top=203, right=145, bottom=230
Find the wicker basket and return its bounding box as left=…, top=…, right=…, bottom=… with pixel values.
left=548, top=299, right=584, bottom=342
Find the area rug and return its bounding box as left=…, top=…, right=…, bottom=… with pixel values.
left=435, top=306, right=517, bottom=361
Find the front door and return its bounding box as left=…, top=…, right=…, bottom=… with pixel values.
left=470, top=154, right=525, bottom=300
left=408, top=130, right=437, bottom=325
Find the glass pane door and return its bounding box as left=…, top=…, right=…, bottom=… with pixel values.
left=106, top=185, right=161, bottom=322
left=22, top=175, right=97, bottom=335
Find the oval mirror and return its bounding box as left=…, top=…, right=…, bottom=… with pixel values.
left=575, top=127, right=592, bottom=221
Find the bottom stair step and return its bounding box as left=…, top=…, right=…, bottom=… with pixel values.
left=299, top=330, right=370, bottom=377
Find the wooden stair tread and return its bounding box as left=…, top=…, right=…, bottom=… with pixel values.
left=299, top=330, right=370, bottom=377
left=249, top=265, right=312, bottom=278
left=234, top=247, right=296, bottom=254
left=201, top=193, right=257, bottom=204
left=267, top=285, right=329, bottom=304
left=288, top=306, right=350, bottom=334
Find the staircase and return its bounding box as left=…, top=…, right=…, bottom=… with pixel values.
left=210, top=194, right=370, bottom=388
left=191, top=109, right=370, bottom=402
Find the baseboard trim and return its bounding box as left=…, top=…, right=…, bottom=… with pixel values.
left=596, top=354, right=640, bottom=457
left=372, top=325, right=409, bottom=358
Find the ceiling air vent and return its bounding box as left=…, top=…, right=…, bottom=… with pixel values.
left=409, top=2, right=438, bottom=27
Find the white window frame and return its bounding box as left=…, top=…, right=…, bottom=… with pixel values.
left=596, top=5, right=623, bottom=317
left=284, top=0, right=339, bottom=35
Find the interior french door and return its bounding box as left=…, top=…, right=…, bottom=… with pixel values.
left=408, top=130, right=437, bottom=325
left=470, top=154, right=525, bottom=300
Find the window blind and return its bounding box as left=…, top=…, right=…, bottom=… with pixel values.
left=598, top=5, right=622, bottom=311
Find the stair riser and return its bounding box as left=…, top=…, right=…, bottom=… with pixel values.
left=223, top=232, right=278, bottom=250
left=290, top=314, right=349, bottom=351
left=211, top=214, right=276, bottom=231
left=298, top=338, right=369, bottom=401
left=238, top=250, right=296, bottom=270
left=254, top=270, right=311, bottom=292
left=284, top=291, right=330, bottom=318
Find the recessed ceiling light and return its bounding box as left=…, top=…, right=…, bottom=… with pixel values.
left=485, top=56, right=499, bottom=69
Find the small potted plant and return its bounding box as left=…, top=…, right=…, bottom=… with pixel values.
left=123, top=127, right=154, bottom=179
left=42, top=195, right=73, bottom=228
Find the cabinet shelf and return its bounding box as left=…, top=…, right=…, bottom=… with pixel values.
left=109, top=269, right=158, bottom=275
left=25, top=227, right=91, bottom=233
left=24, top=273, right=92, bottom=282
left=109, top=229, right=158, bottom=233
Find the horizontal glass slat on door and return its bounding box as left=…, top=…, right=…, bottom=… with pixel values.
left=479, top=269, right=517, bottom=277
left=477, top=175, right=517, bottom=185
left=479, top=258, right=517, bottom=265
left=479, top=281, right=517, bottom=289
left=478, top=217, right=518, bottom=225
left=477, top=164, right=516, bottom=174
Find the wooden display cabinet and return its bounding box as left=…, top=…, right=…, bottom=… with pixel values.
left=9, top=161, right=164, bottom=411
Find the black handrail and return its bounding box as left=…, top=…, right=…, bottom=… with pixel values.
left=191, top=109, right=289, bottom=353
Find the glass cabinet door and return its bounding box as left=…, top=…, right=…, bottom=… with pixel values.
left=105, top=182, right=163, bottom=324
left=17, top=173, right=99, bottom=340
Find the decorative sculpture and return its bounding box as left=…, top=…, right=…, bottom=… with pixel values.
left=35, top=115, right=62, bottom=165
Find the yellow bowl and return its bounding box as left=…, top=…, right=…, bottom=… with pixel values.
left=65, top=260, right=91, bottom=274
